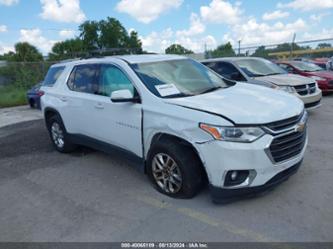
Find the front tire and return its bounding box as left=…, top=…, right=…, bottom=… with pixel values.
left=46, top=114, right=77, bottom=153
left=147, top=140, right=203, bottom=199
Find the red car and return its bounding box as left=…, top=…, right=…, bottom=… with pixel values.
left=311, top=58, right=330, bottom=71
left=277, top=61, right=333, bottom=94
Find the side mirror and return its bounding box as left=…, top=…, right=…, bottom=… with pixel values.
left=230, top=72, right=243, bottom=81
left=111, top=89, right=139, bottom=103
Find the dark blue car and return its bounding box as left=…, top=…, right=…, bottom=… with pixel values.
left=26, top=82, right=44, bottom=109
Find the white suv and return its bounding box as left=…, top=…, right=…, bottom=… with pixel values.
left=41, top=55, right=308, bottom=203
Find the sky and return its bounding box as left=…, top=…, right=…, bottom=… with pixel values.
left=0, top=0, right=333, bottom=55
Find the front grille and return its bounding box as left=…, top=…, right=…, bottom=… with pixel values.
left=305, top=100, right=321, bottom=108
left=265, top=112, right=303, bottom=132
left=294, top=83, right=316, bottom=96
left=269, top=129, right=307, bottom=163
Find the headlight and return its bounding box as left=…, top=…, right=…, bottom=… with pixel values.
left=260, top=82, right=280, bottom=89
left=310, top=76, right=325, bottom=81
left=258, top=82, right=294, bottom=93
left=199, top=124, right=265, bottom=143
left=278, top=85, right=296, bottom=93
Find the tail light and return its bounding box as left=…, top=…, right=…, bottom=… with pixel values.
left=37, top=90, right=45, bottom=97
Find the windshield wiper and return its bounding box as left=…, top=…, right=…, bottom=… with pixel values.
left=251, top=73, right=266, bottom=77
left=165, top=93, right=193, bottom=98
left=265, top=73, right=281, bottom=76
left=199, top=86, right=222, bottom=95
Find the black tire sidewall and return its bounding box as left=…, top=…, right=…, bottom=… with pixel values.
left=47, top=115, right=75, bottom=153
left=29, top=99, right=35, bottom=108
left=147, top=141, right=203, bottom=199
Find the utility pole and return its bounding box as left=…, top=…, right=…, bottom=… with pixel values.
left=290, top=33, right=296, bottom=59
left=204, top=43, right=210, bottom=59
left=238, top=40, right=241, bottom=56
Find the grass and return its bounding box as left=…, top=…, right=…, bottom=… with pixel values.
left=0, top=85, right=27, bottom=108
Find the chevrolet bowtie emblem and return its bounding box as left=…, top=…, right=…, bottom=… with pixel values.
left=295, top=122, right=305, bottom=133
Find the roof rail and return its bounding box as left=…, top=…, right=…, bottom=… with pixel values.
left=79, top=47, right=143, bottom=60
left=59, top=58, right=81, bottom=63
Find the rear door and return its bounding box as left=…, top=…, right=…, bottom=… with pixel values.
left=60, top=64, right=100, bottom=135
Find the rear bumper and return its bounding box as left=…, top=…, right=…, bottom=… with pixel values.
left=210, top=160, right=302, bottom=204
left=27, top=95, right=41, bottom=109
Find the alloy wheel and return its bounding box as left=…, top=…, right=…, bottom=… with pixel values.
left=152, top=153, right=183, bottom=194
left=51, top=122, right=65, bottom=148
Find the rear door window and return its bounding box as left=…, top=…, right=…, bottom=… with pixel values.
left=67, top=65, right=99, bottom=94
left=43, top=66, right=65, bottom=86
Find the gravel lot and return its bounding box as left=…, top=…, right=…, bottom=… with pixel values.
left=0, top=96, right=332, bottom=242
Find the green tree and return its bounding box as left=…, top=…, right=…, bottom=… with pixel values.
left=127, top=31, right=142, bottom=54
left=0, top=51, right=15, bottom=61
left=10, top=42, right=43, bottom=62
left=0, top=42, right=47, bottom=91
left=78, top=17, right=143, bottom=55
left=48, top=38, right=84, bottom=61
left=99, top=17, right=129, bottom=49
left=252, top=46, right=269, bottom=58
left=317, top=43, right=332, bottom=49
left=270, top=43, right=308, bottom=53
left=79, top=20, right=100, bottom=50
left=210, top=42, right=235, bottom=58
left=165, top=44, right=193, bottom=55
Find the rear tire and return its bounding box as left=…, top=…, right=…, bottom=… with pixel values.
left=46, top=114, right=77, bottom=153
left=29, top=99, right=35, bottom=108
left=147, top=140, right=203, bottom=199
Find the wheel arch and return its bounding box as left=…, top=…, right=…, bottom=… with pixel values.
left=146, top=132, right=208, bottom=182
left=44, top=107, right=61, bottom=121
left=43, top=108, right=67, bottom=132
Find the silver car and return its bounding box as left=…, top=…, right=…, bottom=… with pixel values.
left=202, top=57, right=322, bottom=110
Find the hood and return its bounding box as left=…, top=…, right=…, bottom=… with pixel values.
left=253, top=73, right=314, bottom=86
left=164, top=83, right=304, bottom=125
left=304, top=70, right=333, bottom=80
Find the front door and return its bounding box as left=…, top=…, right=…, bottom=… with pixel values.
left=88, top=64, right=143, bottom=157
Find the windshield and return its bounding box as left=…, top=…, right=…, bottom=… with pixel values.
left=289, top=61, right=323, bottom=72
left=131, top=59, right=229, bottom=98
left=235, top=58, right=287, bottom=77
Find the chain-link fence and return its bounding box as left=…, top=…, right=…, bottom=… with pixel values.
left=237, top=37, right=333, bottom=59
left=0, top=61, right=56, bottom=108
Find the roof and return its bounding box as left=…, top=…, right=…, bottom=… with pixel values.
left=201, top=57, right=265, bottom=63
left=51, top=54, right=187, bottom=68
left=278, top=60, right=308, bottom=64
left=117, top=54, right=187, bottom=64
left=313, top=58, right=329, bottom=62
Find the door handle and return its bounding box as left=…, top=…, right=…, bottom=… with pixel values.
left=94, top=103, right=104, bottom=109
left=60, top=96, right=67, bottom=102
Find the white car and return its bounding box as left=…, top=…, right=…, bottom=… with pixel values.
left=41, top=55, right=308, bottom=203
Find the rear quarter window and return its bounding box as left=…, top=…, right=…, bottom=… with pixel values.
left=43, top=66, right=65, bottom=87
